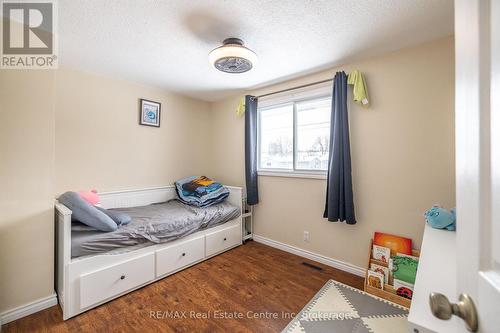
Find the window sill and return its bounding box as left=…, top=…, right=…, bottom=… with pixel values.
left=257, top=170, right=327, bottom=180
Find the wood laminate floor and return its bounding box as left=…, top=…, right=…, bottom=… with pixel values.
left=3, top=241, right=364, bottom=333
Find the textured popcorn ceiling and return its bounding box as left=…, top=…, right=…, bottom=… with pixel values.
left=59, top=0, right=453, bottom=101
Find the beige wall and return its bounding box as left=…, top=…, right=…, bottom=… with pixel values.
left=210, top=37, right=455, bottom=269
left=0, top=70, right=56, bottom=313
left=55, top=69, right=212, bottom=193
left=0, top=68, right=212, bottom=313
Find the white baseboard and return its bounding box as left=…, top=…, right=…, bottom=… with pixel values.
left=253, top=234, right=366, bottom=277
left=0, top=294, right=57, bottom=326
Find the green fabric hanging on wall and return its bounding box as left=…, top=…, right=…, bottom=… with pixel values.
left=347, top=70, right=370, bottom=107
left=236, top=96, right=245, bottom=116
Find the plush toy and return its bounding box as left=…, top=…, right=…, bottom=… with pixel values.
left=424, top=205, right=456, bottom=231
left=78, top=189, right=101, bottom=206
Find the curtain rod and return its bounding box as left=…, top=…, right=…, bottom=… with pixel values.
left=255, top=78, right=333, bottom=99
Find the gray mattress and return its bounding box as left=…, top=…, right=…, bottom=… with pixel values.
left=71, top=199, right=240, bottom=258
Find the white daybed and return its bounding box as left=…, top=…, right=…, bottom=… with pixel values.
left=55, top=185, right=242, bottom=320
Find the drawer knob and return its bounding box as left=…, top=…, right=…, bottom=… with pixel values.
left=120, top=275, right=125, bottom=280
left=182, top=252, right=186, bottom=257
left=223, top=237, right=227, bottom=241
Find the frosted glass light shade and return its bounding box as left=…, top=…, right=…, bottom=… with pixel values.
left=209, top=38, right=257, bottom=73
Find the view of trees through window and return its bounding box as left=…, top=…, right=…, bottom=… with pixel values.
left=259, top=97, right=331, bottom=171
left=259, top=104, right=294, bottom=169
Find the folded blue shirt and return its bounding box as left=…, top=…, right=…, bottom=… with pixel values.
left=175, top=176, right=229, bottom=207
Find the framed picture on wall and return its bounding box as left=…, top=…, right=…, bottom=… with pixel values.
left=139, top=99, right=161, bottom=127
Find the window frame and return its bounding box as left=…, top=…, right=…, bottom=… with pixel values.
left=257, top=92, right=332, bottom=179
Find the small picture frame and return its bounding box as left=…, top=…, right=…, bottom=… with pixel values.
left=139, top=99, right=161, bottom=127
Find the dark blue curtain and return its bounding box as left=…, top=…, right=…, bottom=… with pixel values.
left=323, top=72, right=356, bottom=224
left=245, top=95, right=259, bottom=205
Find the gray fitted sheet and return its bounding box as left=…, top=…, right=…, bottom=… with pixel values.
left=71, top=199, right=240, bottom=258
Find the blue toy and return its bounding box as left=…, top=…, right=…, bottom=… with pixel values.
left=424, top=205, right=456, bottom=231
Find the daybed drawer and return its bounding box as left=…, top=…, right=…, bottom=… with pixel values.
left=79, top=253, right=154, bottom=309
left=156, top=235, right=205, bottom=277
left=205, top=224, right=241, bottom=257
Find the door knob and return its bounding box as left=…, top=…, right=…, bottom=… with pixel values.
left=429, top=292, right=478, bottom=332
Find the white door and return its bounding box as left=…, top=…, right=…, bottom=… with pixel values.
left=453, top=0, right=500, bottom=332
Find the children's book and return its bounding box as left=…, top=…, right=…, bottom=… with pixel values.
left=388, top=258, right=394, bottom=281
left=392, top=255, right=418, bottom=284
left=396, top=252, right=419, bottom=262
left=367, top=270, right=384, bottom=289
left=370, top=263, right=389, bottom=284
left=374, top=232, right=412, bottom=256
left=372, top=245, right=390, bottom=263
left=394, top=279, right=414, bottom=300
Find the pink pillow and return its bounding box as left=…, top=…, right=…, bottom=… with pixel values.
left=78, top=189, right=100, bottom=205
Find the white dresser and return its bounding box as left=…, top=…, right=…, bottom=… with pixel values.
left=408, top=224, right=459, bottom=333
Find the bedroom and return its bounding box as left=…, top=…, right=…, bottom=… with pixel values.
left=0, top=0, right=498, bottom=332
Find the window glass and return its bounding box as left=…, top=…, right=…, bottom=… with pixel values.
left=258, top=94, right=331, bottom=174
left=259, top=104, right=294, bottom=170
left=296, top=98, right=331, bottom=170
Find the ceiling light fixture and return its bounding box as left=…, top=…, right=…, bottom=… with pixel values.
left=209, top=38, right=257, bottom=73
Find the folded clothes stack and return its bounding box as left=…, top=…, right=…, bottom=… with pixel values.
left=175, top=176, right=229, bottom=207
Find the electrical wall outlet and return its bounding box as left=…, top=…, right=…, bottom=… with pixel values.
left=303, top=231, right=310, bottom=242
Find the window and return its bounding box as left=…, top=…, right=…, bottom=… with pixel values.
left=258, top=93, right=332, bottom=178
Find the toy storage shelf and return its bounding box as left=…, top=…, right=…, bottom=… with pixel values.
left=364, top=239, right=420, bottom=308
